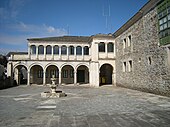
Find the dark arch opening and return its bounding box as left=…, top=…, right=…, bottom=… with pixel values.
left=61, top=65, right=74, bottom=84
left=30, top=65, right=43, bottom=84
left=77, top=65, right=89, bottom=84
left=99, top=64, right=113, bottom=86
left=14, top=65, right=27, bottom=85
left=46, top=65, right=59, bottom=84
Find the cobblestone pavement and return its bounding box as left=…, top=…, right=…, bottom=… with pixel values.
left=0, top=85, right=170, bottom=127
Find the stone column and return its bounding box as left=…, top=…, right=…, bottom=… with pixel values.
left=27, top=71, right=30, bottom=86
left=82, top=46, right=84, bottom=60
left=59, top=71, right=62, bottom=85
left=36, top=45, right=38, bottom=59
left=43, top=71, right=46, bottom=85
left=74, top=46, right=76, bottom=60
left=52, top=46, right=54, bottom=60
left=28, top=45, right=31, bottom=59
left=67, top=46, right=69, bottom=60
left=59, top=46, right=61, bottom=60
left=74, top=71, right=77, bottom=85
left=105, top=43, right=108, bottom=58
left=44, top=46, right=46, bottom=60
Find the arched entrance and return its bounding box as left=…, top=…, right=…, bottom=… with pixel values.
left=14, top=65, right=27, bottom=85
left=77, top=65, right=89, bottom=84
left=99, top=64, right=113, bottom=86
left=61, top=65, right=74, bottom=84
left=30, top=65, right=43, bottom=84
left=46, top=65, right=59, bottom=84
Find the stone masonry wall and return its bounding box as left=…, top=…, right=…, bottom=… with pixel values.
left=115, top=7, right=170, bottom=96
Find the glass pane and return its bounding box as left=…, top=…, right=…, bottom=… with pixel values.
left=76, top=46, right=82, bottom=55
left=61, top=46, right=67, bottom=55
left=54, top=46, right=59, bottom=54
left=38, top=46, right=44, bottom=54
left=168, top=14, right=170, bottom=20
left=46, top=46, right=51, bottom=54
left=164, top=23, right=168, bottom=29
left=31, top=45, right=36, bottom=54
left=108, top=43, right=114, bottom=52
left=84, top=46, right=89, bottom=55
left=99, top=42, right=105, bottom=52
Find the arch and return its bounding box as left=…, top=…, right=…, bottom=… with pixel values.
left=29, top=63, right=44, bottom=71
left=61, top=45, right=67, bottom=55
left=76, top=46, right=82, bottom=55
left=108, top=42, right=114, bottom=52
left=44, top=63, right=59, bottom=72
left=13, top=63, right=28, bottom=71
left=77, top=65, right=89, bottom=84
left=46, top=45, right=52, bottom=54
left=46, top=65, right=59, bottom=84
left=61, top=65, right=74, bottom=84
left=60, top=63, right=75, bottom=71
left=99, top=63, right=113, bottom=86
left=53, top=45, right=59, bottom=54
left=38, top=45, right=44, bottom=54
left=69, top=45, right=74, bottom=55
left=84, top=46, right=89, bottom=55
left=75, top=63, right=89, bottom=71
left=98, top=42, right=105, bottom=52
left=30, top=45, right=36, bottom=54
left=13, top=64, right=28, bottom=85
left=30, top=64, right=43, bottom=84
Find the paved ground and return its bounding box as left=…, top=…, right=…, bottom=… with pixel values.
left=0, top=84, right=170, bottom=127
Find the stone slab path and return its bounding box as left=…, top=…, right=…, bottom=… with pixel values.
left=0, top=85, right=170, bottom=127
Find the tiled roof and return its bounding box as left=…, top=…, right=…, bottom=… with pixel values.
left=27, top=36, right=91, bottom=42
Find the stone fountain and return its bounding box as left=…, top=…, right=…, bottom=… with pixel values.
left=41, top=75, right=66, bottom=98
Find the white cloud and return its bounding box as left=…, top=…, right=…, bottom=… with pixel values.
left=47, top=26, right=55, bottom=33
left=7, top=22, right=68, bottom=36
left=0, top=22, right=68, bottom=45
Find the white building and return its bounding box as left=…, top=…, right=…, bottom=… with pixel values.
left=7, top=34, right=116, bottom=87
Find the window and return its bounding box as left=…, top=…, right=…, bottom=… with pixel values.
left=46, top=45, right=52, bottom=54
left=63, top=70, right=68, bottom=78
left=70, top=69, right=74, bottom=78
left=128, top=60, right=132, bottom=72
left=123, top=62, right=126, bottom=72
left=168, top=14, right=170, bottom=20
left=168, top=21, right=170, bottom=27
left=53, top=45, right=59, bottom=54
left=31, top=45, right=36, bottom=54
left=108, top=42, right=114, bottom=52
left=76, top=46, right=82, bottom=55
left=84, top=46, right=89, bottom=55
left=61, top=45, right=67, bottom=55
left=37, top=70, right=43, bottom=78
left=128, top=35, right=131, bottom=47
left=98, top=42, right=105, bottom=52
left=123, top=38, right=126, bottom=49
left=69, top=46, right=74, bottom=55
left=38, top=45, right=44, bottom=54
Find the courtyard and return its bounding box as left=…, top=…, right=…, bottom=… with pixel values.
left=0, top=85, right=170, bottom=127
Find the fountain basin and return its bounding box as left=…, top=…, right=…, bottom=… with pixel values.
left=41, top=90, right=66, bottom=98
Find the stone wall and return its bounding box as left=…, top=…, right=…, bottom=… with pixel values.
left=115, top=7, right=170, bottom=96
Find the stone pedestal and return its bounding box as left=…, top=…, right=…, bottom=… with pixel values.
left=41, top=75, right=66, bottom=98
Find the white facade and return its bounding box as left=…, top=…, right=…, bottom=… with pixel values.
left=7, top=34, right=116, bottom=87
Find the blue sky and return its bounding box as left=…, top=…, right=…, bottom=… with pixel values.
left=0, top=0, right=148, bottom=55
